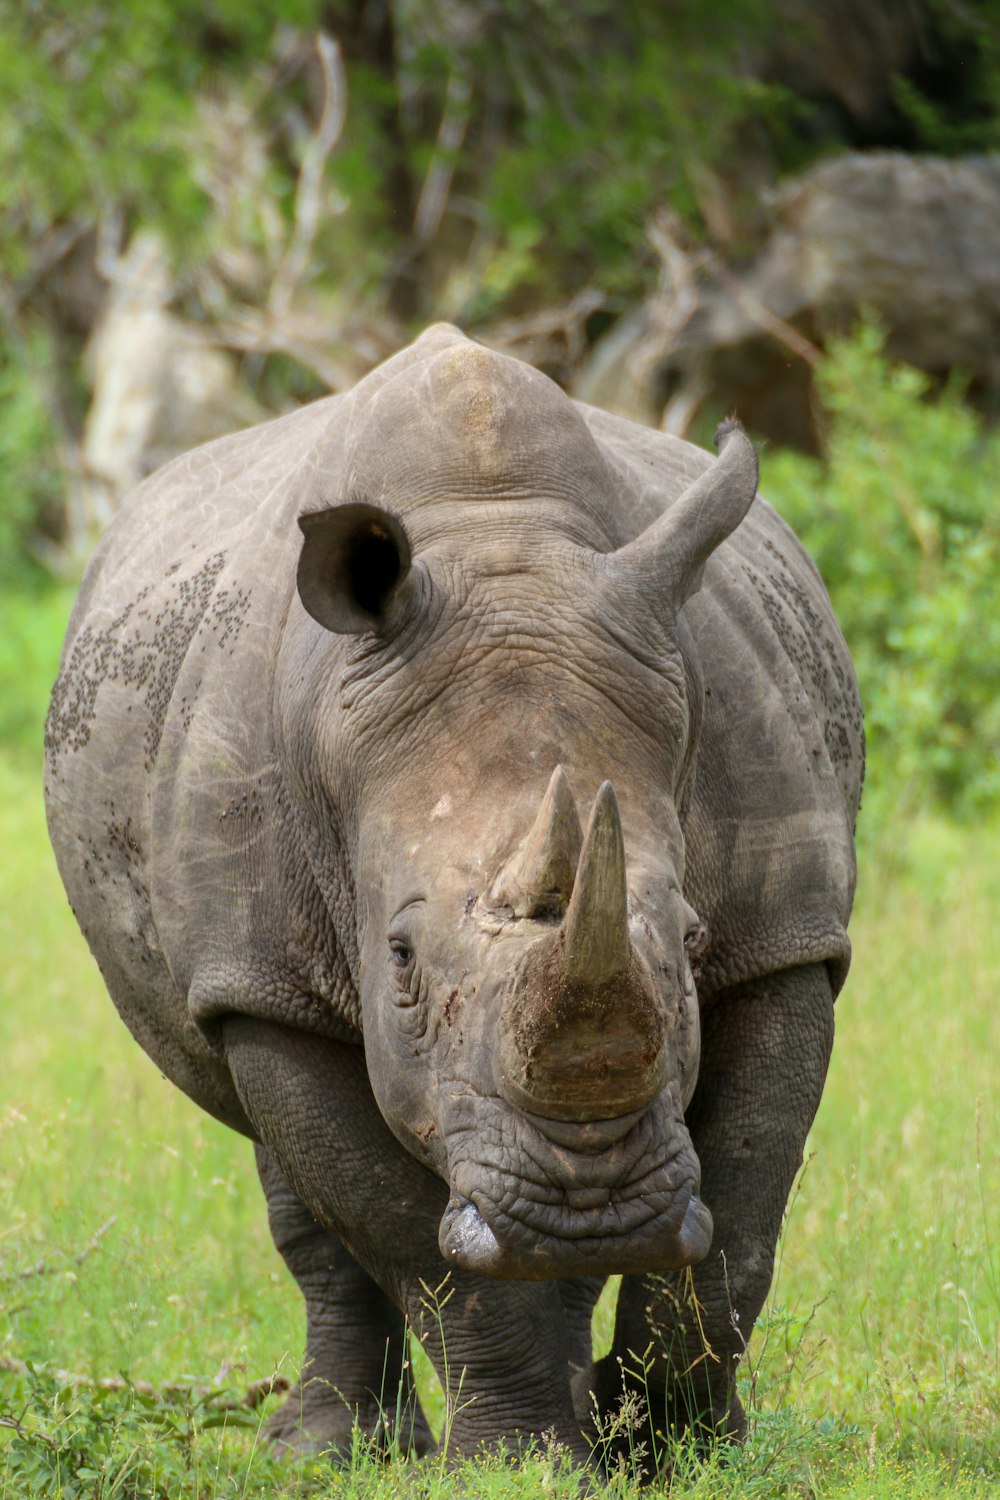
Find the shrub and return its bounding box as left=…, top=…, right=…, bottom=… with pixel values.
left=0, top=334, right=62, bottom=582
left=766, top=324, right=1000, bottom=819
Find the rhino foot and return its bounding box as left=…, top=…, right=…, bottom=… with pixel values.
left=264, top=1379, right=435, bottom=1461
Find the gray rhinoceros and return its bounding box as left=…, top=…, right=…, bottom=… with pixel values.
left=45, top=324, right=862, bottom=1471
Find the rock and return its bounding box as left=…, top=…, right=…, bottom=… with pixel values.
left=575, top=153, right=1000, bottom=450
left=703, top=153, right=1000, bottom=379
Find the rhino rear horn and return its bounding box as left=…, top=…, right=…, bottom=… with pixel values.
left=562, top=781, right=630, bottom=985
left=297, top=502, right=412, bottom=634
left=609, top=420, right=758, bottom=607
left=492, top=765, right=583, bottom=918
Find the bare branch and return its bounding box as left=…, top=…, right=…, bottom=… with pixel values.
left=207, top=319, right=361, bottom=393
left=707, top=257, right=823, bottom=368
left=268, top=33, right=347, bottom=324
left=414, top=71, right=472, bottom=247
left=0, top=1356, right=290, bottom=1411
left=647, top=207, right=822, bottom=370
left=480, top=287, right=606, bottom=370
left=1, top=1216, right=116, bottom=1291
left=5, top=217, right=91, bottom=319
left=0, top=1411, right=56, bottom=1446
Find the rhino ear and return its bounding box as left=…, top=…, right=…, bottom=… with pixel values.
left=297, top=503, right=413, bottom=634
left=609, top=420, right=758, bottom=609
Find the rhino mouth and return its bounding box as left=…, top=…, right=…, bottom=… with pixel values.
left=439, top=1188, right=711, bottom=1279
left=436, top=1088, right=712, bottom=1279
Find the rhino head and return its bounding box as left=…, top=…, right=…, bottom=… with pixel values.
left=291, top=328, right=758, bottom=1280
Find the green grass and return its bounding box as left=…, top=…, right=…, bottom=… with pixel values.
left=1, top=605, right=997, bottom=1496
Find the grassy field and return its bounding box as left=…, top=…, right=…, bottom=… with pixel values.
left=1, top=630, right=997, bottom=1495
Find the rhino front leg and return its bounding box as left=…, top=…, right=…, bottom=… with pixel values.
left=594, top=962, right=834, bottom=1465
left=254, top=1143, right=433, bottom=1458
left=559, top=1277, right=605, bottom=1421
left=400, top=1269, right=589, bottom=1464
left=224, top=1019, right=588, bottom=1465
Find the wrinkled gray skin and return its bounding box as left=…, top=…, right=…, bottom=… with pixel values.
left=45, top=326, right=862, bottom=1474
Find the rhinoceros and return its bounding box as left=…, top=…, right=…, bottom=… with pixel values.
left=45, top=324, right=862, bottom=1471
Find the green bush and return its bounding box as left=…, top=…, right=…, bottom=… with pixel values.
left=0, top=334, right=62, bottom=581
left=767, top=324, right=1000, bottom=819
left=0, top=1, right=328, bottom=271
left=461, top=0, right=791, bottom=311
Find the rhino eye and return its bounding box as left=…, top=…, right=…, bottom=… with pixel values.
left=684, top=920, right=708, bottom=958
left=388, top=938, right=413, bottom=968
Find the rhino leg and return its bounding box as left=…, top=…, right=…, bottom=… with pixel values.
left=254, top=1143, right=433, bottom=1459
left=593, top=962, right=834, bottom=1469
left=559, top=1277, right=605, bottom=1422
left=225, top=1020, right=589, bottom=1465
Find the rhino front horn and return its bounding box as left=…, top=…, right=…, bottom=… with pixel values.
left=562, top=781, right=629, bottom=985
left=492, top=765, right=583, bottom=919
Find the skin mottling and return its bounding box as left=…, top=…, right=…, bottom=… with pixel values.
left=45, top=555, right=247, bottom=769
left=45, top=324, right=862, bottom=1473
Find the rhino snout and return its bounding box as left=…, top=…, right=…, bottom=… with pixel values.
left=497, top=937, right=668, bottom=1123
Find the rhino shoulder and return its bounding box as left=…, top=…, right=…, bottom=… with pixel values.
left=574, top=399, right=863, bottom=997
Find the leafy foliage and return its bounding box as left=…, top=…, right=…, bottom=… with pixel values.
left=767, top=324, right=1000, bottom=818
left=0, top=2, right=997, bottom=460
left=0, top=334, right=62, bottom=582
left=0, top=1, right=790, bottom=296
left=420, top=0, right=791, bottom=311
left=0, top=0, right=326, bottom=270
left=892, top=0, right=1000, bottom=155
left=0, top=1367, right=263, bottom=1500
left=0, top=0, right=798, bottom=570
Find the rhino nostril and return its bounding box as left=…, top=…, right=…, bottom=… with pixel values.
left=439, top=1193, right=502, bottom=1269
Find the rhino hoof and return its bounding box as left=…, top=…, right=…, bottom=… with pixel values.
left=264, top=1384, right=434, bottom=1462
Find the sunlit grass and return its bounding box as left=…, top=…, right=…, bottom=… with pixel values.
left=0, top=767, right=301, bottom=1404
left=761, top=815, right=1000, bottom=1469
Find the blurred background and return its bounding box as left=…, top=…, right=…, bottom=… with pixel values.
left=1, top=5, right=998, bottom=1493
left=2, top=0, right=999, bottom=818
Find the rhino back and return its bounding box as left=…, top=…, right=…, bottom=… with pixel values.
left=580, top=403, right=863, bottom=998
